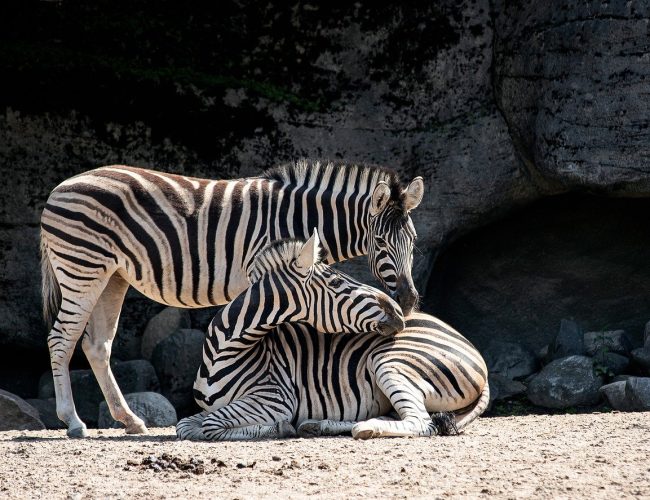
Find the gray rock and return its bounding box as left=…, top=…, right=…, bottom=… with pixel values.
left=494, top=1, right=650, bottom=194
left=584, top=330, right=632, bottom=357
left=548, top=319, right=584, bottom=361
left=599, top=381, right=627, bottom=410
left=38, top=371, right=55, bottom=400
left=189, top=306, right=221, bottom=332
left=527, top=355, right=603, bottom=409
left=625, top=377, right=650, bottom=411
left=484, top=341, right=537, bottom=380
left=98, top=392, right=177, bottom=429
left=631, top=347, right=650, bottom=373
left=612, top=374, right=635, bottom=383
left=36, top=360, right=159, bottom=426
left=25, top=398, right=66, bottom=430
left=0, top=389, right=45, bottom=431
left=141, top=307, right=191, bottom=361
left=600, top=377, right=650, bottom=412
left=645, top=320, right=650, bottom=348
left=151, top=329, right=204, bottom=415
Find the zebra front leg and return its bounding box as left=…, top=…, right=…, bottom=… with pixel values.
left=297, top=419, right=358, bottom=438
left=176, top=412, right=209, bottom=441
left=197, top=395, right=295, bottom=442
left=81, top=274, right=147, bottom=434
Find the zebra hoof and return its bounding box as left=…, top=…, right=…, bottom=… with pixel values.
left=278, top=420, right=297, bottom=438
left=297, top=420, right=322, bottom=438
left=67, top=425, right=89, bottom=439
left=125, top=421, right=149, bottom=435
left=351, top=423, right=378, bottom=440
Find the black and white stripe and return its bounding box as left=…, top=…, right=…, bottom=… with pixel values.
left=40, top=159, right=423, bottom=437
left=177, top=242, right=488, bottom=441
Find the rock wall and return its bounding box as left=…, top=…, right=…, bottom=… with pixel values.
left=1, top=1, right=649, bottom=398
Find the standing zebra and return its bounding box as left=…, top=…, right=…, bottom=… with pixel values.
left=177, top=235, right=488, bottom=441
left=40, top=159, right=424, bottom=437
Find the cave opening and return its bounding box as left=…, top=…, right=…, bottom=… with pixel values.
left=424, top=194, right=650, bottom=353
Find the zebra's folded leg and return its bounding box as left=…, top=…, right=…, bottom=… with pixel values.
left=353, top=368, right=436, bottom=439
left=352, top=415, right=437, bottom=439
left=176, top=412, right=209, bottom=441
left=81, top=274, right=147, bottom=434
left=297, top=419, right=358, bottom=438
left=200, top=394, right=296, bottom=442
left=202, top=415, right=296, bottom=441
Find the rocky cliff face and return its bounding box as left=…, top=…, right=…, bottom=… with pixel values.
left=1, top=1, right=648, bottom=397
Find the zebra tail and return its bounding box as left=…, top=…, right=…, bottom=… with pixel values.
left=40, top=233, right=61, bottom=329
left=453, top=380, right=490, bottom=433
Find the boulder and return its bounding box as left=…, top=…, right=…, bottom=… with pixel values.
left=37, top=360, right=160, bottom=426
left=599, top=381, right=627, bottom=410
left=600, top=377, right=650, bottom=412
left=189, top=306, right=221, bottom=332
left=584, top=330, right=632, bottom=357
left=151, top=329, right=204, bottom=415
left=494, top=1, right=650, bottom=194
left=484, top=341, right=537, bottom=380
left=630, top=347, right=650, bottom=373
left=98, top=392, right=177, bottom=429
left=0, top=389, right=45, bottom=431
left=548, top=319, right=584, bottom=361
left=625, top=377, right=650, bottom=411
left=25, top=398, right=66, bottom=430
left=527, top=355, right=603, bottom=409
left=141, top=307, right=191, bottom=361
left=112, top=290, right=166, bottom=361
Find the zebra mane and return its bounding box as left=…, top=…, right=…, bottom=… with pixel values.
left=263, top=159, right=407, bottom=208
left=247, top=238, right=328, bottom=281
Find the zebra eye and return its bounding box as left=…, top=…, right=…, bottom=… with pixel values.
left=329, top=277, right=343, bottom=288
left=375, top=237, right=388, bottom=248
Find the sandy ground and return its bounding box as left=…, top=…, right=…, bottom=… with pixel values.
left=1, top=412, right=649, bottom=499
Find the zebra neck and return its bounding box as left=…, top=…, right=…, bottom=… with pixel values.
left=205, top=277, right=292, bottom=354
left=272, top=180, right=371, bottom=263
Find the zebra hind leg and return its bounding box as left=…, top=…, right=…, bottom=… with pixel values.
left=48, top=313, right=90, bottom=438
left=48, top=282, right=105, bottom=438
left=352, top=369, right=436, bottom=439
left=81, top=273, right=147, bottom=434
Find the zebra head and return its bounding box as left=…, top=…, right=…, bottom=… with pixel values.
left=248, top=230, right=405, bottom=336
left=367, top=176, right=424, bottom=316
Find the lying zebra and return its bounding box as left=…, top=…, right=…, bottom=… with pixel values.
left=177, top=232, right=489, bottom=440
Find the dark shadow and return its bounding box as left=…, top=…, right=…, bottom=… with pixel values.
left=425, top=194, right=650, bottom=352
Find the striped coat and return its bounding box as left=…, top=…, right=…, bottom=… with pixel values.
left=40, top=159, right=424, bottom=437
left=177, top=237, right=488, bottom=441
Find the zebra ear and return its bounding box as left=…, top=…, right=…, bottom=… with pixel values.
left=405, top=177, right=424, bottom=212
left=296, top=228, right=320, bottom=270
left=370, top=182, right=391, bottom=216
